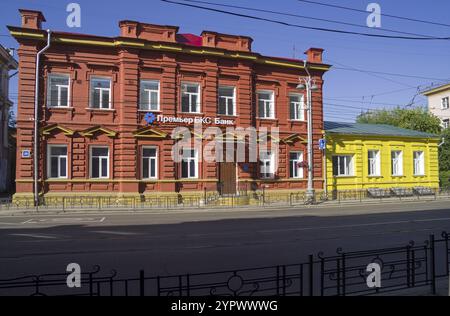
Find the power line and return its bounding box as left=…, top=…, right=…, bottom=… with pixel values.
left=160, top=0, right=450, bottom=40
left=175, top=0, right=441, bottom=39
left=297, top=0, right=450, bottom=29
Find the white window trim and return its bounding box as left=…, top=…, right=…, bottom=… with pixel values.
left=181, top=148, right=198, bottom=179
left=90, top=146, right=110, bottom=179
left=47, top=144, right=68, bottom=179
left=142, top=146, right=158, bottom=179
left=90, top=77, right=112, bottom=109
left=391, top=151, right=403, bottom=176
left=218, top=85, right=236, bottom=116
left=47, top=74, right=70, bottom=108
left=181, top=82, right=201, bottom=114
left=260, top=151, right=275, bottom=179
left=289, top=93, right=305, bottom=121
left=441, top=97, right=449, bottom=110
left=257, top=90, right=275, bottom=119
left=290, top=151, right=304, bottom=179
left=140, top=80, right=160, bottom=111
left=368, top=150, right=381, bottom=177
left=413, top=151, right=425, bottom=176
left=333, top=155, right=354, bottom=177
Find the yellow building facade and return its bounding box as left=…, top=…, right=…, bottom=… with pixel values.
left=324, top=122, right=440, bottom=193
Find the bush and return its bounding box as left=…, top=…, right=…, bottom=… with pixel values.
left=440, top=170, right=450, bottom=189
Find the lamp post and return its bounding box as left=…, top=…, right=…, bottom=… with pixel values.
left=296, top=61, right=319, bottom=204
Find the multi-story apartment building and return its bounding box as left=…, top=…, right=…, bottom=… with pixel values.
left=9, top=9, right=330, bottom=202
left=422, top=83, right=450, bottom=129
left=0, top=44, right=18, bottom=193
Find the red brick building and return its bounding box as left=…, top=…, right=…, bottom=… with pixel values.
left=9, top=9, right=330, bottom=202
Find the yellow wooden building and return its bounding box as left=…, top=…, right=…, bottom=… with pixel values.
left=324, top=122, right=440, bottom=193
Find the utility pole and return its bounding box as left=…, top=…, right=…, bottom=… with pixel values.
left=296, top=61, right=318, bottom=204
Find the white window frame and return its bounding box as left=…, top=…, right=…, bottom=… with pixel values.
left=47, top=74, right=70, bottom=108
left=90, top=77, right=112, bottom=109
left=413, top=151, right=425, bottom=176
left=142, top=146, right=158, bottom=179
left=442, top=97, right=449, bottom=110
left=181, top=148, right=198, bottom=179
left=140, top=80, right=160, bottom=111
left=218, top=85, right=236, bottom=116
left=289, top=151, right=304, bottom=179
left=181, top=82, right=201, bottom=113
left=260, top=151, right=275, bottom=179
left=47, top=144, right=68, bottom=179
left=368, top=150, right=381, bottom=177
left=289, top=93, right=305, bottom=121
left=333, top=155, right=354, bottom=176
left=90, top=146, right=110, bottom=179
left=257, top=90, right=275, bottom=119
left=391, top=150, right=403, bottom=176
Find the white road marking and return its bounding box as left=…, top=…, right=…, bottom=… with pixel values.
left=10, top=233, right=58, bottom=239
left=20, top=217, right=106, bottom=224
left=259, top=217, right=450, bottom=234
left=92, top=230, right=138, bottom=236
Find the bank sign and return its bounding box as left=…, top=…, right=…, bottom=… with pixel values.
left=145, top=113, right=235, bottom=126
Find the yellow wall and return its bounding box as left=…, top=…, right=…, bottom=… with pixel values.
left=325, top=134, right=440, bottom=192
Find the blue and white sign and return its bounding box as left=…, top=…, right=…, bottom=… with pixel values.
left=22, top=150, right=31, bottom=158
left=318, top=139, right=326, bottom=150
left=144, top=112, right=157, bottom=125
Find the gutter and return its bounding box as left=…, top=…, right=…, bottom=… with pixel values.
left=33, top=29, right=51, bottom=209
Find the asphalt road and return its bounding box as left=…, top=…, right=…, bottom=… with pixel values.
left=1, top=200, right=450, bottom=280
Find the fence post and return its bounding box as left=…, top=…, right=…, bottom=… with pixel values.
left=406, top=245, right=411, bottom=287
left=139, top=270, right=145, bottom=296
left=309, top=254, right=314, bottom=296
left=341, top=253, right=346, bottom=296
left=89, top=272, right=93, bottom=296
left=430, top=234, right=436, bottom=295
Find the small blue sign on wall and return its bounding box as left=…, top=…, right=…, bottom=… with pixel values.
left=242, top=164, right=249, bottom=172
left=144, top=112, right=156, bottom=125
left=318, top=139, right=326, bottom=150
left=22, top=150, right=31, bottom=158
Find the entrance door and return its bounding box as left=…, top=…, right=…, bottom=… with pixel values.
left=219, top=162, right=236, bottom=195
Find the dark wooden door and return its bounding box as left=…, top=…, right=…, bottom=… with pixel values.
left=219, top=162, right=236, bottom=195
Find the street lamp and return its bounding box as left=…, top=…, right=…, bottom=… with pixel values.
left=297, top=61, right=319, bottom=204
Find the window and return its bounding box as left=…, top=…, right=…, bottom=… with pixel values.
left=181, top=83, right=200, bottom=113
left=290, top=151, right=304, bottom=178
left=142, top=147, right=158, bottom=179
left=47, top=145, right=67, bottom=178
left=391, top=151, right=403, bottom=176
left=90, top=77, right=111, bottom=109
left=257, top=91, right=275, bottom=119
left=140, top=80, right=159, bottom=111
left=260, top=151, right=275, bottom=178
left=181, top=148, right=198, bottom=178
left=47, top=74, right=70, bottom=107
left=413, top=151, right=425, bottom=176
left=332, top=155, right=353, bottom=176
left=218, top=86, right=235, bottom=116
left=442, top=97, right=449, bottom=110
left=289, top=94, right=305, bottom=121
left=368, top=150, right=380, bottom=176
left=90, top=147, right=109, bottom=178
left=443, top=119, right=449, bottom=129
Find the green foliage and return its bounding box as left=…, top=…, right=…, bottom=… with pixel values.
left=356, top=107, right=442, bottom=134
left=439, top=128, right=450, bottom=172
left=440, top=170, right=450, bottom=189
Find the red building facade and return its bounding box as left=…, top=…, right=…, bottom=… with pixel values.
left=9, top=9, right=330, bottom=201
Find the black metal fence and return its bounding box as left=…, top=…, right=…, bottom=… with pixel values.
left=2, top=232, right=450, bottom=296
left=1, top=188, right=449, bottom=211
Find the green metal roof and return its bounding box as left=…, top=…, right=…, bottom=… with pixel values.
left=324, top=121, right=439, bottom=138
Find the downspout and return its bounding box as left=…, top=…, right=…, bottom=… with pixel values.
left=438, top=137, right=445, bottom=147
left=33, top=29, right=51, bottom=208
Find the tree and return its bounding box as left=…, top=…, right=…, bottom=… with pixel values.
left=356, top=107, right=442, bottom=134
left=439, top=128, right=450, bottom=172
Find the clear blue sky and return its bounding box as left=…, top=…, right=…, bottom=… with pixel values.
left=1, top=0, right=450, bottom=122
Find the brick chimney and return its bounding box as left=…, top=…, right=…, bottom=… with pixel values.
left=19, top=9, right=46, bottom=29
left=304, top=48, right=324, bottom=63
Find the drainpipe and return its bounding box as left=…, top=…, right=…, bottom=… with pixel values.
left=33, top=29, right=51, bottom=209
left=438, top=137, right=445, bottom=147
